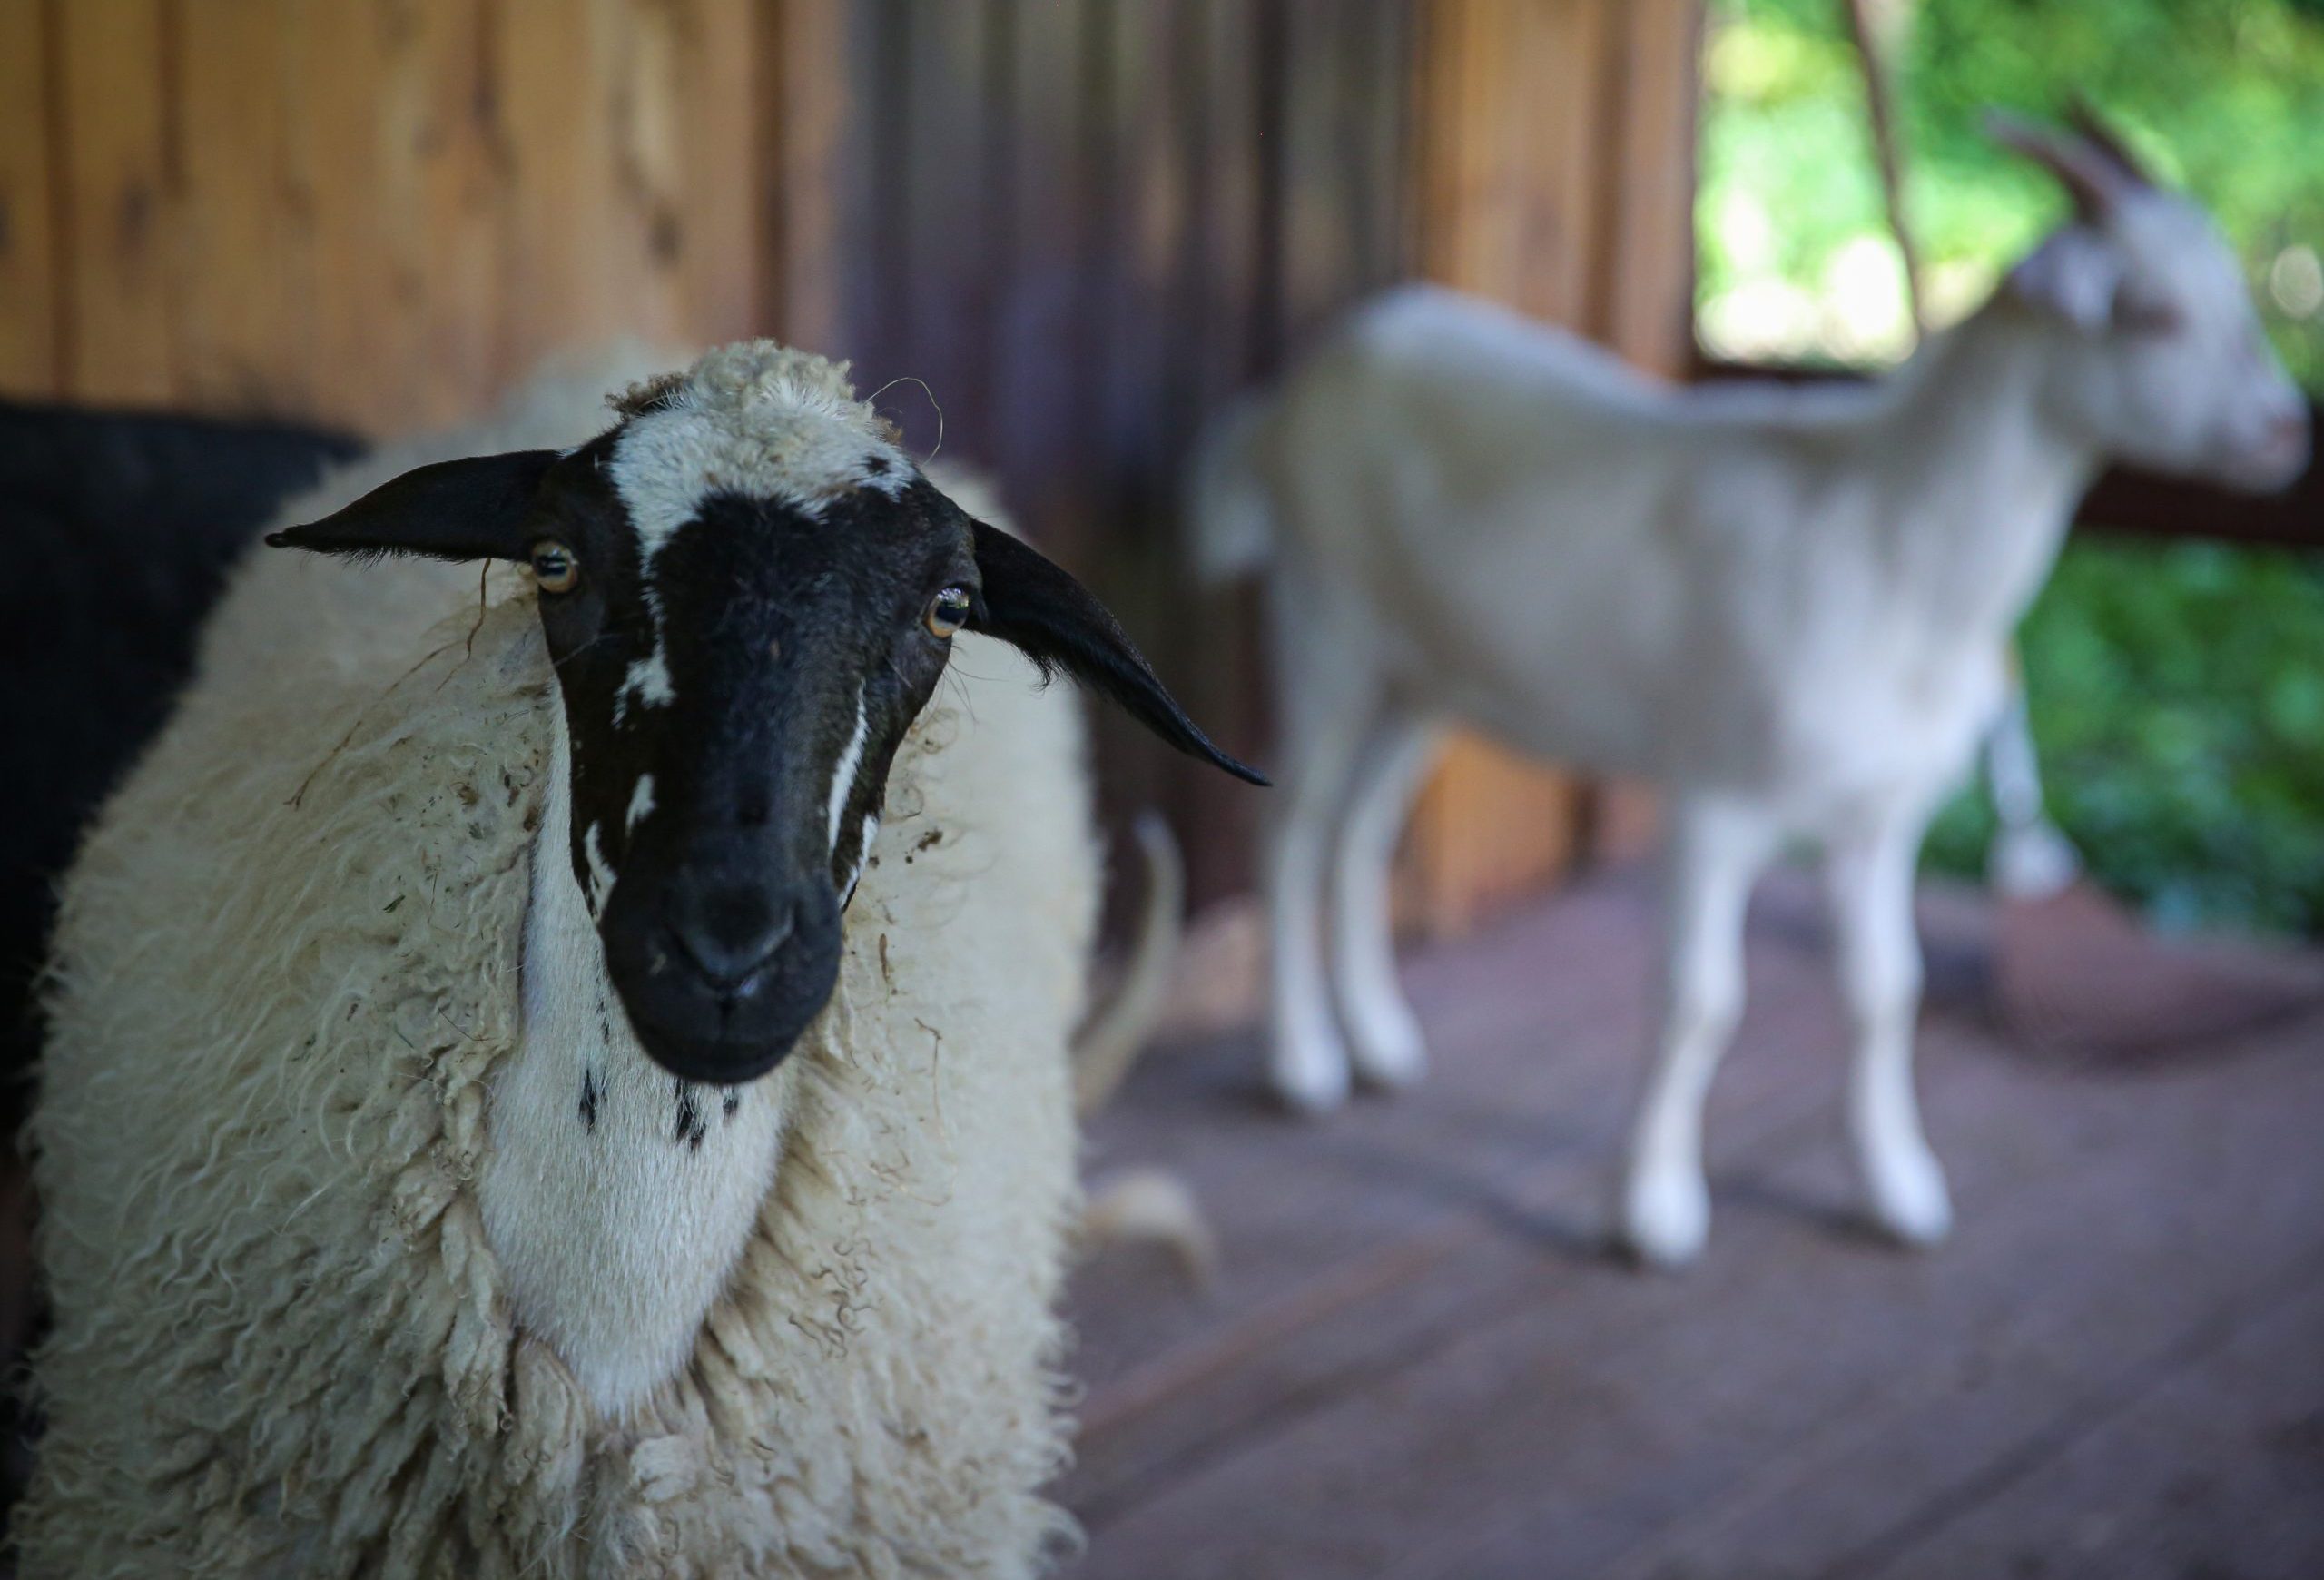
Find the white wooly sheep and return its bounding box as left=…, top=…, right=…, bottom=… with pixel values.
left=26, top=343, right=1255, bottom=1575
left=1196, top=114, right=2309, bottom=1268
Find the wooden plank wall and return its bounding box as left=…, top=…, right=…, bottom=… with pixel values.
left=0, top=0, right=759, bottom=434
left=0, top=0, right=1702, bottom=926
left=822, top=0, right=1418, bottom=910
left=1403, top=0, right=1703, bottom=933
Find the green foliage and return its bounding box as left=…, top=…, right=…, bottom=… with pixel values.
left=1702, top=0, right=2324, bottom=937
left=1700, top=0, right=2324, bottom=379
left=1923, top=541, right=2324, bottom=936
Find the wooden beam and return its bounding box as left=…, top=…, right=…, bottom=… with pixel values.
left=52, top=0, right=172, bottom=407
left=0, top=0, right=58, bottom=395
left=175, top=0, right=312, bottom=417
left=755, top=0, right=852, bottom=354
left=2078, top=437, right=2324, bottom=551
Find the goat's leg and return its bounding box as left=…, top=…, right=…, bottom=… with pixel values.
left=1827, top=795, right=1952, bottom=1246
left=1616, top=797, right=1771, bottom=1268
left=1261, top=575, right=1379, bottom=1113
left=1327, top=714, right=1437, bottom=1090
left=1983, top=677, right=2079, bottom=900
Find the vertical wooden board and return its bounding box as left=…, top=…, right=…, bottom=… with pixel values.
left=1048, top=0, right=1113, bottom=555
left=1411, top=0, right=1458, bottom=286
left=667, top=0, right=757, bottom=346
left=846, top=0, right=912, bottom=395
left=1146, top=0, right=1241, bottom=900
left=0, top=0, right=56, bottom=395
left=1514, top=0, right=1609, bottom=329
left=1354, top=0, right=1416, bottom=298
left=1172, top=0, right=1272, bottom=906
left=1415, top=0, right=1502, bottom=304
left=1084, top=0, right=1187, bottom=861
left=1189, top=0, right=1263, bottom=410
left=894, top=0, right=991, bottom=462
left=174, top=0, right=312, bottom=417
left=992, top=0, right=1090, bottom=518
left=602, top=0, right=694, bottom=352
left=758, top=0, right=854, bottom=355
left=285, top=0, right=398, bottom=433
left=1600, top=0, right=1702, bottom=373
left=53, top=0, right=172, bottom=406
left=375, top=0, right=505, bottom=425
left=1275, top=0, right=1360, bottom=354
left=497, top=0, right=625, bottom=390
left=1096, top=0, right=1179, bottom=481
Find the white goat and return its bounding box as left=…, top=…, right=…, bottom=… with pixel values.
left=1196, top=114, right=2308, bottom=1267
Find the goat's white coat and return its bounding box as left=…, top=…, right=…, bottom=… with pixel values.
left=25, top=349, right=1097, bottom=1575
left=1201, top=171, right=2306, bottom=1265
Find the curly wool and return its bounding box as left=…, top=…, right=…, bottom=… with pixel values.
left=609, top=341, right=912, bottom=518
left=22, top=352, right=1094, bottom=1578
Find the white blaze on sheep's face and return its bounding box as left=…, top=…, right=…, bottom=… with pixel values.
left=844, top=814, right=880, bottom=906
left=824, top=690, right=869, bottom=852
left=599, top=349, right=913, bottom=731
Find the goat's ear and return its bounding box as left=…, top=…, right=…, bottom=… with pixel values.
left=2006, top=227, right=2123, bottom=333
left=967, top=520, right=1268, bottom=785
left=265, top=449, right=559, bottom=562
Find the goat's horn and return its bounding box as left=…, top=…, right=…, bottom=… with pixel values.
left=1983, top=107, right=2126, bottom=223
left=2064, top=97, right=2153, bottom=190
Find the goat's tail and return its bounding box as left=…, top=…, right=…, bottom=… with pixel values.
left=1188, top=395, right=1275, bottom=582
left=1071, top=812, right=1186, bottom=1118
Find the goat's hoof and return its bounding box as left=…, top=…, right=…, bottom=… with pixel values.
left=1269, top=1040, right=1352, bottom=1115
left=1989, top=822, right=2081, bottom=901
left=1616, top=1169, right=1709, bottom=1269
left=1866, top=1150, right=1953, bottom=1249
left=1349, top=1022, right=1429, bottom=1092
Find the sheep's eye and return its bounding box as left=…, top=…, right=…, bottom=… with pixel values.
left=924, top=585, right=972, bottom=638
left=530, top=540, right=580, bottom=594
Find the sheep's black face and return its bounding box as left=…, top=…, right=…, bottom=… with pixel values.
left=266, top=346, right=1262, bottom=1088
left=534, top=446, right=975, bottom=1083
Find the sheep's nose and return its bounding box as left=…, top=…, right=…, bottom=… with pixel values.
left=665, top=883, right=794, bottom=992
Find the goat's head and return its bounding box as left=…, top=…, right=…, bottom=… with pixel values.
left=1990, top=106, right=2309, bottom=491
left=271, top=343, right=1262, bottom=1085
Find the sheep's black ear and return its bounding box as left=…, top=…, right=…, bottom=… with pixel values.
left=265, top=449, right=559, bottom=562
left=968, top=520, right=1268, bottom=785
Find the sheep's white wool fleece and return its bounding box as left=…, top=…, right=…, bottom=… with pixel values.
left=24, top=348, right=1095, bottom=1577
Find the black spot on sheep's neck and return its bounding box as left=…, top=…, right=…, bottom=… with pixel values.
left=672, top=1080, right=706, bottom=1151
left=579, top=1069, right=601, bottom=1133
left=264, top=360, right=1265, bottom=1090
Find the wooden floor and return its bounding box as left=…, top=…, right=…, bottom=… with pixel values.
left=1060, top=869, right=2324, bottom=1580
